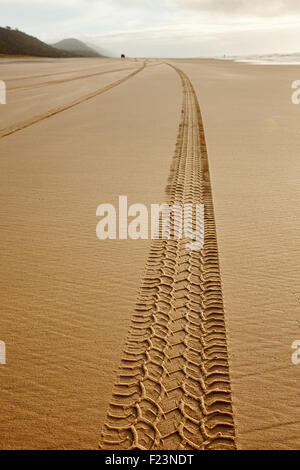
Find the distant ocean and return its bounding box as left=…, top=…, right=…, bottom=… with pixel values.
left=222, top=54, right=300, bottom=65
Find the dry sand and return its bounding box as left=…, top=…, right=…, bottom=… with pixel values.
left=0, top=57, right=300, bottom=449
left=171, top=59, right=300, bottom=450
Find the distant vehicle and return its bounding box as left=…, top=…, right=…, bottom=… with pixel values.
left=121, top=54, right=125, bottom=59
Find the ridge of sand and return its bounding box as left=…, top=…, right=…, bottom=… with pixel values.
left=99, top=64, right=236, bottom=451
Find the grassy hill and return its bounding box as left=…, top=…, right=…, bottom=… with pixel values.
left=0, top=27, right=74, bottom=58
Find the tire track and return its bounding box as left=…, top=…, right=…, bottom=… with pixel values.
left=4, top=63, right=112, bottom=82
left=99, top=64, right=236, bottom=450
left=0, top=62, right=146, bottom=139
left=9, top=65, right=137, bottom=92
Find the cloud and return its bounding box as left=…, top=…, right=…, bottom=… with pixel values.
left=1, top=0, right=81, bottom=6
left=174, top=0, right=300, bottom=17
left=2, top=0, right=300, bottom=57
left=85, top=19, right=300, bottom=57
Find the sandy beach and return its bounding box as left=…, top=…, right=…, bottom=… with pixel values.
left=0, top=57, right=300, bottom=450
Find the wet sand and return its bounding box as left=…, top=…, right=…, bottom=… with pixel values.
left=0, top=57, right=300, bottom=449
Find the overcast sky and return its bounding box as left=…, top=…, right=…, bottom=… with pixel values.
left=2, top=0, right=300, bottom=57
